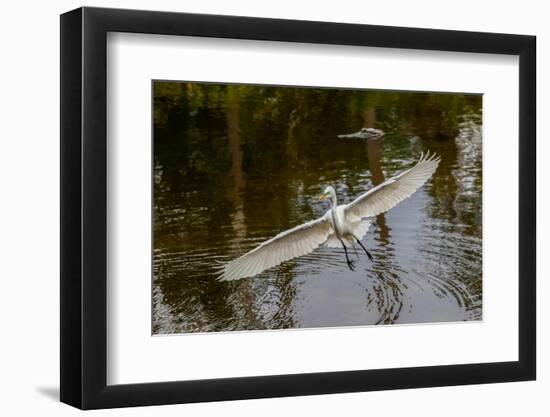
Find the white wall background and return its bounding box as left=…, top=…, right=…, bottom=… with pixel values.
left=0, top=0, right=545, bottom=415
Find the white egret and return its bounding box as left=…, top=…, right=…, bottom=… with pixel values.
left=219, top=151, right=441, bottom=281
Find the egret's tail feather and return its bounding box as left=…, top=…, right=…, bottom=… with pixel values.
left=323, top=219, right=372, bottom=249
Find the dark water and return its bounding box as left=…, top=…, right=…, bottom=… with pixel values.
left=153, top=82, right=482, bottom=334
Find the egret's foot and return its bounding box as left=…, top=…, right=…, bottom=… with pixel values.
left=366, top=251, right=374, bottom=262
left=347, top=260, right=356, bottom=271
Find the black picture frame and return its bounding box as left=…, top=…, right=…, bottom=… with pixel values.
left=60, top=6, right=536, bottom=410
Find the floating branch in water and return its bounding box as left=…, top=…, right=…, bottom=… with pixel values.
left=338, top=127, right=385, bottom=140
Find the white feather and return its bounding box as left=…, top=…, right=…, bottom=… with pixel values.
left=325, top=218, right=371, bottom=248
left=218, top=213, right=333, bottom=281
left=344, top=151, right=441, bottom=219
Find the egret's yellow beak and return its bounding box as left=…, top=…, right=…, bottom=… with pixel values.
left=319, top=194, right=326, bottom=201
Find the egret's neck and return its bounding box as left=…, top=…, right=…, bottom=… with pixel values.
left=329, top=189, right=337, bottom=208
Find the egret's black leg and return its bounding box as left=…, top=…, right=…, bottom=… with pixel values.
left=354, top=235, right=374, bottom=262
left=339, top=240, right=355, bottom=271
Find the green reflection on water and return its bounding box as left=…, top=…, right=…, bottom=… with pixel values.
left=153, top=81, right=482, bottom=334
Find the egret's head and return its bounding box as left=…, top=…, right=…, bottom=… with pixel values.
left=319, top=186, right=335, bottom=204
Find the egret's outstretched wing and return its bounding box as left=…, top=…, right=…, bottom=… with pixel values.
left=219, top=215, right=332, bottom=281
left=345, top=152, right=440, bottom=219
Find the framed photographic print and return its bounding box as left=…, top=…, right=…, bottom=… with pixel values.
left=60, top=6, right=536, bottom=409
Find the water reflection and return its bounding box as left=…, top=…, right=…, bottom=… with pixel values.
left=153, top=82, right=483, bottom=334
